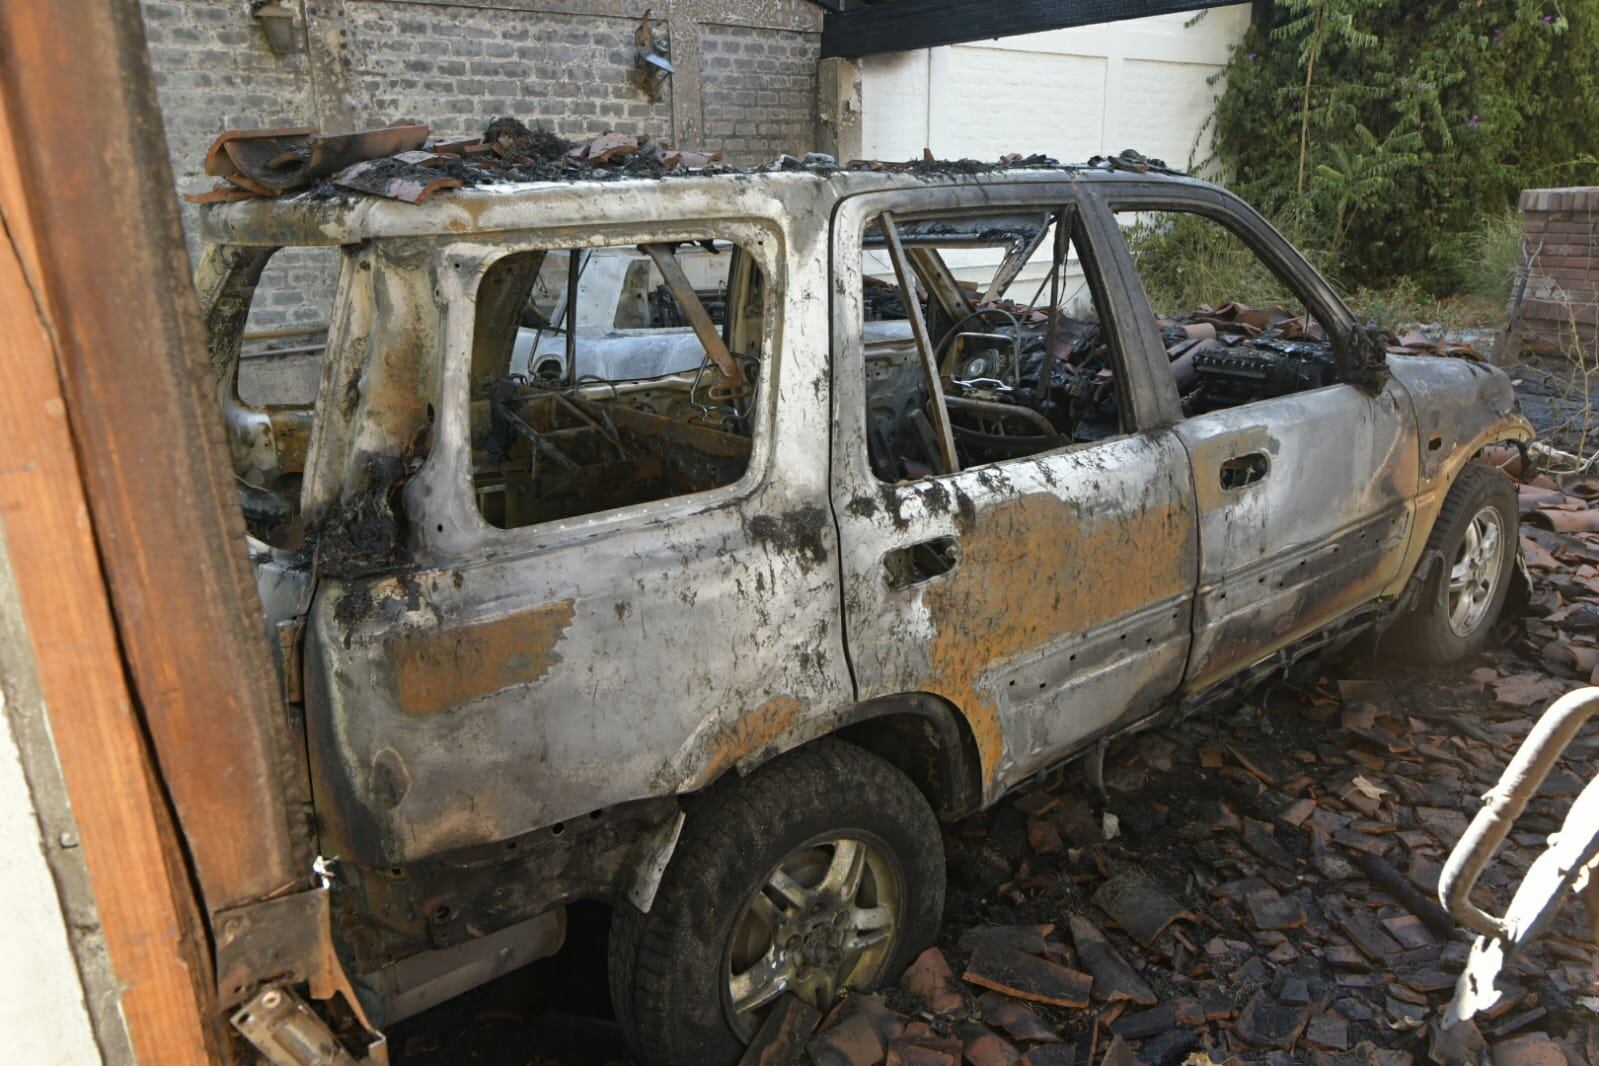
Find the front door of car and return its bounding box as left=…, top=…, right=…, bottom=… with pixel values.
left=1096, top=189, right=1420, bottom=694
left=1168, top=383, right=1417, bottom=691
left=830, top=186, right=1200, bottom=803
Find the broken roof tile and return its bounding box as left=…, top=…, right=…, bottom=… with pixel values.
left=1092, top=870, right=1198, bottom=947
left=1067, top=915, right=1156, bottom=1006
left=961, top=945, right=1093, bottom=1009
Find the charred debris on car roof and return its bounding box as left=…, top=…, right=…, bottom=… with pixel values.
left=187, top=116, right=1173, bottom=207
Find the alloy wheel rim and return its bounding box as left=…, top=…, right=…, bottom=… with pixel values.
left=723, top=834, right=902, bottom=1037
left=1447, top=506, right=1505, bottom=637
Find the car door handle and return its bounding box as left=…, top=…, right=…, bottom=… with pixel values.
left=1219, top=452, right=1269, bottom=490
left=884, top=536, right=961, bottom=589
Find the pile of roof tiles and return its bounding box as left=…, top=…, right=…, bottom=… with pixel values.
left=734, top=660, right=1595, bottom=1065
left=186, top=117, right=729, bottom=206
left=185, top=123, right=1200, bottom=211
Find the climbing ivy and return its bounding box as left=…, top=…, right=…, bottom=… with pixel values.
left=1206, top=1, right=1599, bottom=292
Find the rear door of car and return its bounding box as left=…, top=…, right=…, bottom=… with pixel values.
left=829, top=181, right=1201, bottom=802
left=1089, top=183, right=1420, bottom=694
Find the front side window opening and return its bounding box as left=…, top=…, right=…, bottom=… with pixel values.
left=469, top=238, right=765, bottom=530
left=861, top=208, right=1127, bottom=484
left=1116, top=207, right=1338, bottom=417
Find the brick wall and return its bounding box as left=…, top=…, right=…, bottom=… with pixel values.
left=345, top=4, right=672, bottom=143
left=700, top=24, right=817, bottom=162
left=1515, top=187, right=1599, bottom=356
left=139, top=0, right=822, bottom=331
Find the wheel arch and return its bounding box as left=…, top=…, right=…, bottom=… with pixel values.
left=711, top=692, right=984, bottom=821
left=1385, top=422, right=1532, bottom=599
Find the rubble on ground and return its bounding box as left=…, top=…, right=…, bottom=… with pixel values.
left=723, top=437, right=1599, bottom=1066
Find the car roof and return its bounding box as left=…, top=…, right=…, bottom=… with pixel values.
left=197, top=163, right=1216, bottom=247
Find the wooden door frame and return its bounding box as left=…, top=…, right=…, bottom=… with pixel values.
left=1, top=0, right=316, bottom=1058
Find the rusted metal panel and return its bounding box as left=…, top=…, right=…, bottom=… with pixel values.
left=297, top=193, right=857, bottom=867
left=1381, top=355, right=1534, bottom=599
left=387, top=600, right=577, bottom=716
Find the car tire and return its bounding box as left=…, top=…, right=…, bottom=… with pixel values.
left=1392, top=464, right=1518, bottom=664
left=608, top=739, right=945, bottom=1066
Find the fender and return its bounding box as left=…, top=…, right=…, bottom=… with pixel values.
left=1383, top=355, right=1533, bottom=599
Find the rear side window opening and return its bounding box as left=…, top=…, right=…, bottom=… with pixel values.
left=237, top=245, right=339, bottom=408
left=467, top=238, right=768, bottom=531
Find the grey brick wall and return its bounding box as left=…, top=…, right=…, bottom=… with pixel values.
left=701, top=24, right=817, bottom=162
left=139, top=0, right=822, bottom=333
left=346, top=4, right=672, bottom=141
left=247, top=246, right=340, bottom=333
left=143, top=0, right=323, bottom=330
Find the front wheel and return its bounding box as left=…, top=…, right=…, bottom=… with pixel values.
left=1392, top=464, right=1518, bottom=663
left=608, top=740, right=945, bottom=1066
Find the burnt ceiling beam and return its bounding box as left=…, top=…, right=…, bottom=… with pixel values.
left=821, top=0, right=1242, bottom=58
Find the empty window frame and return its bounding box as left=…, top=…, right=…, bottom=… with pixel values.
left=237, top=245, right=340, bottom=408
left=860, top=207, right=1133, bottom=483
left=1116, top=208, right=1340, bottom=417
left=468, top=238, right=768, bottom=530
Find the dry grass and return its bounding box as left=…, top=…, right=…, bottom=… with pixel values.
left=1341, top=278, right=1506, bottom=333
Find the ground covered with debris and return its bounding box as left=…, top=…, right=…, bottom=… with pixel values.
left=388, top=373, right=1599, bottom=1066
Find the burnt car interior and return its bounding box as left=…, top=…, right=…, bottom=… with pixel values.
left=518, top=245, right=734, bottom=376
left=861, top=204, right=1346, bottom=485
left=1116, top=207, right=1342, bottom=416
left=861, top=207, right=1134, bottom=482
left=469, top=240, right=767, bottom=530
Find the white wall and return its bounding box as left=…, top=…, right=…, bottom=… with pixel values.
left=857, top=7, right=1253, bottom=298
left=861, top=6, right=1253, bottom=170
left=0, top=688, right=101, bottom=1064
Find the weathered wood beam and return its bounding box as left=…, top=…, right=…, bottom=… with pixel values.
left=0, top=0, right=312, bottom=922
left=0, top=90, right=221, bottom=1066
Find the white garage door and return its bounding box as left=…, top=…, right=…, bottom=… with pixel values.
left=858, top=6, right=1253, bottom=293
left=861, top=6, right=1253, bottom=170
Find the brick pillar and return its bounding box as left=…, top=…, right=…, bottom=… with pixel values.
left=1512, top=187, right=1599, bottom=357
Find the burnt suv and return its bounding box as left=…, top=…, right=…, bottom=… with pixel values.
left=201, top=158, right=1531, bottom=1064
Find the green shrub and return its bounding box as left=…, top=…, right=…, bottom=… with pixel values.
left=1458, top=209, right=1525, bottom=308
left=1121, top=210, right=1317, bottom=315
left=1207, top=1, right=1599, bottom=293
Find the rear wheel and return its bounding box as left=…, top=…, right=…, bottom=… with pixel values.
left=1393, top=464, right=1518, bottom=663
left=608, top=740, right=945, bottom=1066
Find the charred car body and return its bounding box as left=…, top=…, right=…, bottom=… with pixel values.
left=199, top=159, right=1533, bottom=1065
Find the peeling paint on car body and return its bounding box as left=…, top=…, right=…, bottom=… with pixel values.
left=385, top=599, right=577, bottom=716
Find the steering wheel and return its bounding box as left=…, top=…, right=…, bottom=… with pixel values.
left=933, top=307, right=1023, bottom=383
